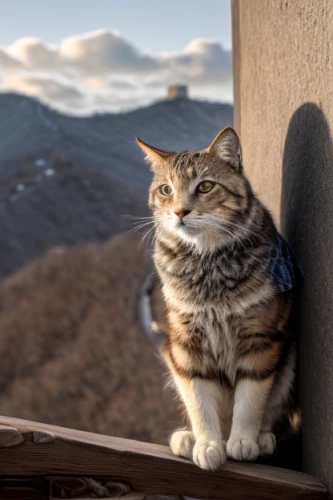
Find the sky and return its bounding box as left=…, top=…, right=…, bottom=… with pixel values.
left=0, top=0, right=232, bottom=114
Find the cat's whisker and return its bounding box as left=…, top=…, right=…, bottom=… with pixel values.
left=199, top=213, right=263, bottom=248
left=132, top=220, right=155, bottom=227
left=123, top=215, right=154, bottom=220
left=148, top=227, right=157, bottom=246
left=140, top=225, right=156, bottom=248
left=128, top=221, right=155, bottom=234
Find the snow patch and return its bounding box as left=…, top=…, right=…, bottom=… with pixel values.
left=35, top=158, right=46, bottom=167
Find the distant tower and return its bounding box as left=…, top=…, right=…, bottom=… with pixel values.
left=167, top=84, right=188, bottom=100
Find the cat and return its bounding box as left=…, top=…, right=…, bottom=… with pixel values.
left=137, top=127, right=301, bottom=471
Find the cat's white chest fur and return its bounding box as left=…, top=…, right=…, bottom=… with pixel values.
left=195, top=307, right=237, bottom=383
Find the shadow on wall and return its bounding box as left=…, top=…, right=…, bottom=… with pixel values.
left=281, top=103, right=333, bottom=488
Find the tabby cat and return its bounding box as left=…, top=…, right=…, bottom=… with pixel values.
left=137, top=127, right=301, bottom=471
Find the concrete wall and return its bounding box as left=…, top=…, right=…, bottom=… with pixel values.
left=232, top=0, right=333, bottom=495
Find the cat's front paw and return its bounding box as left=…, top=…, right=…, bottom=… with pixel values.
left=227, top=435, right=259, bottom=461
left=169, top=430, right=195, bottom=460
left=258, top=431, right=276, bottom=456
left=193, top=439, right=226, bottom=471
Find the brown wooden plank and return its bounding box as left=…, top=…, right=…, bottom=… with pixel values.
left=0, top=416, right=327, bottom=500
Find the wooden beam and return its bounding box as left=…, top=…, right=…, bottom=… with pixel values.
left=0, top=416, right=327, bottom=500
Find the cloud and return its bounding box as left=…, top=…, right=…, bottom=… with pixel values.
left=107, top=78, right=137, bottom=90
left=59, top=29, right=159, bottom=74
left=0, top=30, right=232, bottom=114
left=0, top=49, right=22, bottom=72
left=7, top=37, right=59, bottom=69
left=171, top=39, right=232, bottom=83
left=2, top=73, right=84, bottom=110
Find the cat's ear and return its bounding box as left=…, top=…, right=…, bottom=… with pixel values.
left=207, top=127, right=242, bottom=172
left=136, top=137, right=170, bottom=170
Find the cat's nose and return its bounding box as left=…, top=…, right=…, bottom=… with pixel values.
left=174, top=209, right=191, bottom=220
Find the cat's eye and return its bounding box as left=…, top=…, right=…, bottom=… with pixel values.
left=197, top=181, right=215, bottom=194
left=159, top=184, right=173, bottom=196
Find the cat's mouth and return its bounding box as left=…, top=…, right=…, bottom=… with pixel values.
left=158, top=215, right=202, bottom=239
left=176, top=221, right=197, bottom=235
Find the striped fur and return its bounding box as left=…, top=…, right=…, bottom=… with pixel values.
left=137, top=128, right=298, bottom=470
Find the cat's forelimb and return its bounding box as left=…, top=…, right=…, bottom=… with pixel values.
left=170, top=374, right=227, bottom=470
left=227, top=376, right=275, bottom=461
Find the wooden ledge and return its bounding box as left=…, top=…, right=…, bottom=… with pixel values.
left=0, top=416, right=328, bottom=500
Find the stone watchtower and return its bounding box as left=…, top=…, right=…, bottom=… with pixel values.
left=167, top=84, right=188, bottom=100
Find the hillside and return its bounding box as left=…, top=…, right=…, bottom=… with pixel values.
left=0, top=93, right=233, bottom=278
left=0, top=232, right=182, bottom=443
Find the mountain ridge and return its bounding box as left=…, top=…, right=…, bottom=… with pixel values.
left=0, top=93, right=233, bottom=278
